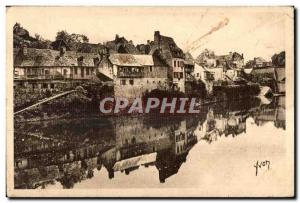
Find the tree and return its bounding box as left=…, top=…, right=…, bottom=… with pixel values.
left=55, top=31, right=89, bottom=44
left=13, top=22, right=21, bottom=34
left=34, top=33, right=41, bottom=41
left=55, top=31, right=90, bottom=51
left=55, top=30, right=70, bottom=42
left=271, top=51, right=285, bottom=67
left=13, top=22, right=37, bottom=47
left=70, top=34, right=89, bottom=43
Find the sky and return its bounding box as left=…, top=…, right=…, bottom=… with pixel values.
left=7, top=7, right=292, bottom=61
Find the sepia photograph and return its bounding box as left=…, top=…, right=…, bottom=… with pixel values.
left=6, top=6, right=294, bottom=197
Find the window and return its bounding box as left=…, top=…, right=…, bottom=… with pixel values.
left=93, top=57, right=99, bottom=66
left=63, top=69, right=67, bottom=76
left=131, top=137, right=136, bottom=144
left=180, top=72, right=183, bottom=78
left=120, top=79, right=126, bottom=85
left=177, top=61, right=180, bottom=67
left=86, top=68, right=89, bottom=75
left=50, top=83, right=55, bottom=89
left=77, top=56, right=84, bottom=66
left=74, top=68, right=78, bottom=75
left=42, top=83, right=48, bottom=89
left=81, top=67, right=84, bottom=77
left=149, top=66, right=152, bottom=72
left=196, top=73, right=199, bottom=77
left=153, top=80, right=155, bottom=84
left=45, top=70, right=50, bottom=75
left=129, top=79, right=134, bottom=85
left=174, top=60, right=176, bottom=67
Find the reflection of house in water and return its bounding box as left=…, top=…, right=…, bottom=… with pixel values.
left=202, top=108, right=248, bottom=143
left=100, top=116, right=175, bottom=179
left=225, top=113, right=247, bottom=137
left=156, top=118, right=198, bottom=183
left=14, top=142, right=107, bottom=189
left=14, top=118, right=116, bottom=189
left=14, top=97, right=285, bottom=188
left=253, top=96, right=285, bottom=129
left=14, top=116, right=201, bottom=188
left=101, top=116, right=199, bottom=183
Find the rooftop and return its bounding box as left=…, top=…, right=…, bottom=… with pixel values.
left=109, top=53, right=154, bottom=67
left=14, top=48, right=99, bottom=67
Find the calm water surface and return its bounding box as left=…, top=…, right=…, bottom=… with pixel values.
left=14, top=96, right=288, bottom=192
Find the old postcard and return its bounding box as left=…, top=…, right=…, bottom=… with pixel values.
left=6, top=6, right=294, bottom=197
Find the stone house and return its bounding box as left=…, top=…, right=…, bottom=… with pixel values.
left=245, top=57, right=272, bottom=69
left=246, top=66, right=285, bottom=93
left=184, top=52, right=195, bottom=81
left=195, top=50, right=245, bottom=91
left=97, top=51, right=170, bottom=98
left=149, top=31, right=186, bottom=92
left=197, top=50, right=244, bottom=70
left=14, top=45, right=99, bottom=90
left=215, top=52, right=244, bottom=70
left=194, top=63, right=224, bottom=93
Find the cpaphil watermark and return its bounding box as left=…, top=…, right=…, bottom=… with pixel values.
left=99, top=97, right=200, bottom=114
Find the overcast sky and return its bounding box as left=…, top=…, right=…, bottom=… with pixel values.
left=8, top=7, right=292, bottom=61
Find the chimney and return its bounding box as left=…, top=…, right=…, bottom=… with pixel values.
left=99, top=49, right=104, bottom=60
left=21, top=44, right=28, bottom=56
left=103, top=47, right=110, bottom=59
left=154, top=31, right=160, bottom=43
left=115, top=34, right=120, bottom=41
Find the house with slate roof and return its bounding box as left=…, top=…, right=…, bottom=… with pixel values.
left=97, top=50, right=170, bottom=98
left=14, top=44, right=100, bottom=90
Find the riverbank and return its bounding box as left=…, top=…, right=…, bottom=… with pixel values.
left=14, top=82, right=261, bottom=123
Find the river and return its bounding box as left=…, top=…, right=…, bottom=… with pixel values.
left=14, top=96, right=289, bottom=195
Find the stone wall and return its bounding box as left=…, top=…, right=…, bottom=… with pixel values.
left=114, top=77, right=169, bottom=99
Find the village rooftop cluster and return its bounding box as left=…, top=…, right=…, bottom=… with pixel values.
left=13, top=23, right=286, bottom=101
